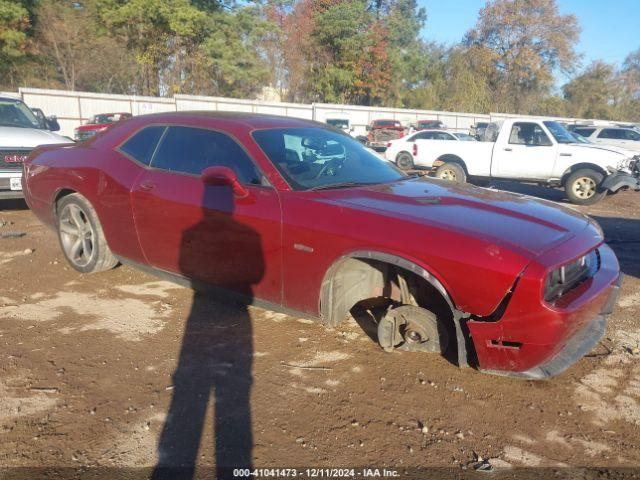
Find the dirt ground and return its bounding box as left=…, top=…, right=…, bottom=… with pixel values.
left=0, top=182, right=639, bottom=479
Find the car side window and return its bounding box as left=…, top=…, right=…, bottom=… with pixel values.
left=436, top=132, right=455, bottom=140
left=623, top=129, right=640, bottom=141
left=598, top=129, right=624, bottom=139
left=574, top=128, right=595, bottom=137
left=411, top=132, right=430, bottom=140
left=119, top=126, right=166, bottom=165
left=509, top=122, right=552, bottom=146
left=151, top=126, right=262, bottom=185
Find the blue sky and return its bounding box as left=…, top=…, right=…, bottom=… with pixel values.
left=418, top=0, right=640, bottom=83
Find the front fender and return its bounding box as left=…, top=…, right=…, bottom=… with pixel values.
left=601, top=172, right=640, bottom=193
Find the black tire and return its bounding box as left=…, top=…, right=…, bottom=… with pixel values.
left=564, top=169, right=606, bottom=205
left=435, top=162, right=466, bottom=184
left=396, top=151, right=414, bottom=171
left=56, top=193, right=118, bottom=273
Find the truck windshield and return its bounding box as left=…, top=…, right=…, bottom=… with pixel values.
left=543, top=121, right=579, bottom=144
left=252, top=127, right=406, bottom=190
left=0, top=99, right=42, bottom=129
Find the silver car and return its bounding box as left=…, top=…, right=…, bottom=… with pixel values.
left=0, top=96, right=70, bottom=199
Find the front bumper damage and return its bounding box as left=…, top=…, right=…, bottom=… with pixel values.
left=468, top=242, right=622, bottom=380
left=481, top=273, right=622, bottom=379
left=602, top=159, right=640, bottom=193
left=602, top=172, right=640, bottom=193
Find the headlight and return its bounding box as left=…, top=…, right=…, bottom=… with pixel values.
left=544, top=250, right=599, bottom=302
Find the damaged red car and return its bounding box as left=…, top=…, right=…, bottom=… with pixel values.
left=22, top=112, right=622, bottom=379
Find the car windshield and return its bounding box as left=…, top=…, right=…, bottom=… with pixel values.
left=326, top=119, right=349, bottom=129
left=90, top=114, right=115, bottom=124
left=454, top=133, right=476, bottom=141
left=543, top=121, right=579, bottom=144
left=0, top=99, right=41, bottom=129
left=252, top=127, right=406, bottom=190
left=376, top=120, right=400, bottom=127
left=572, top=133, right=591, bottom=144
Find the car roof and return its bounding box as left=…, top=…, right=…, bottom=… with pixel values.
left=118, top=111, right=325, bottom=132
left=413, top=129, right=451, bottom=133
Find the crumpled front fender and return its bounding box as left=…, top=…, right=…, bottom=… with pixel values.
left=601, top=172, right=640, bottom=193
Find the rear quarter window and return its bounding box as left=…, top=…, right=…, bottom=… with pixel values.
left=119, top=126, right=166, bottom=165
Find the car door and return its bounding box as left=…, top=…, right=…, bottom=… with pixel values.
left=595, top=128, right=627, bottom=148
left=411, top=131, right=438, bottom=166
left=621, top=129, right=640, bottom=151
left=131, top=125, right=283, bottom=304
left=492, top=122, right=558, bottom=180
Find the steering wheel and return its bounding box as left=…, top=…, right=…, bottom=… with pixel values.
left=314, top=158, right=344, bottom=179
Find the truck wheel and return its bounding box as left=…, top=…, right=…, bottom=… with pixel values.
left=396, top=152, right=414, bottom=171
left=56, top=193, right=118, bottom=273
left=565, top=169, right=606, bottom=205
left=435, top=162, right=466, bottom=184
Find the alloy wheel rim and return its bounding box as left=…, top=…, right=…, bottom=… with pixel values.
left=572, top=177, right=596, bottom=199
left=59, top=204, right=95, bottom=267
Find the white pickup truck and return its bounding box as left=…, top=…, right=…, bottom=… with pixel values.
left=387, top=118, right=640, bottom=205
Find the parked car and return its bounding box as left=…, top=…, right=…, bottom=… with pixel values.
left=75, top=112, right=132, bottom=141
left=569, top=125, right=640, bottom=153
left=325, top=117, right=356, bottom=137
left=385, top=129, right=477, bottom=170
left=23, top=112, right=622, bottom=379
left=0, top=95, right=69, bottom=199
left=31, top=107, right=61, bottom=132
left=416, top=119, right=446, bottom=130
left=469, top=122, right=489, bottom=140
left=452, top=132, right=477, bottom=141
left=416, top=118, right=638, bottom=205
left=366, top=119, right=404, bottom=151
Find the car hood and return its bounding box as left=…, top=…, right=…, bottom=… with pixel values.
left=0, top=126, right=70, bottom=148
left=564, top=142, right=636, bottom=158
left=316, top=178, right=601, bottom=259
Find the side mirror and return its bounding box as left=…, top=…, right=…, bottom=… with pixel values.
left=365, top=125, right=371, bottom=131
left=46, top=115, right=60, bottom=132
left=201, top=166, right=248, bottom=198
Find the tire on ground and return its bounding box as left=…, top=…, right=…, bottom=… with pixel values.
left=564, top=168, right=606, bottom=205
left=396, top=152, right=414, bottom=171
left=435, top=162, right=466, bottom=184
left=56, top=193, right=118, bottom=273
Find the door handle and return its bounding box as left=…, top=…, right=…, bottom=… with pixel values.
left=139, top=181, right=155, bottom=191
left=503, top=147, right=512, bottom=152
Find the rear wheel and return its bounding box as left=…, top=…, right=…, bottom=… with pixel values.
left=435, top=162, right=466, bottom=184
left=396, top=152, right=414, bottom=171
left=57, top=193, right=118, bottom=273
left=565, top=169, right=606, bottom=205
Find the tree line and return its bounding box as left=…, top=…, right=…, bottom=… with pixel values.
left=1, top=0, right=638, bottom=121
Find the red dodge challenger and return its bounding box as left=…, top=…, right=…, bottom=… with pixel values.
left=22, top=112, right=622, bottom=378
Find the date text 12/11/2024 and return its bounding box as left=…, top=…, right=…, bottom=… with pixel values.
left=232, top=468, right=400, bottom=478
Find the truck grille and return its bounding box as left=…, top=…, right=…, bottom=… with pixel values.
left=0, top=149, right=31, bottom=170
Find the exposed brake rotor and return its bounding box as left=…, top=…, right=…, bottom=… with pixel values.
left=377, top=305, right=449, bottom=354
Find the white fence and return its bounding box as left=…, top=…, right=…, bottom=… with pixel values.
left=15, top=87, right=622, bottom=139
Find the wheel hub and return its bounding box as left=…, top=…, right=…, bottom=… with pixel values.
left=377, top=305, right=448, bottom=353
left=440, top=169, right=457, bottom=181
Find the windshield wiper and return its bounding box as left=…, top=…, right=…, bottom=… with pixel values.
left=309, top=181, right=374, bottom=191
left=0, top=122, right=28, bottom=128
